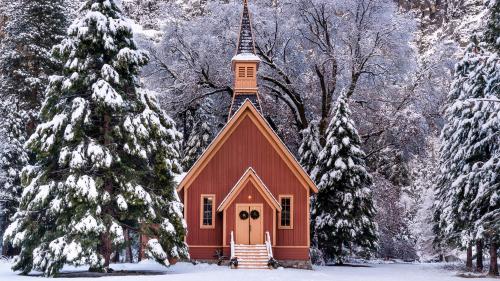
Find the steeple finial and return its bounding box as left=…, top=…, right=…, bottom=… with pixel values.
left=236, top=0, right=256, bottom=55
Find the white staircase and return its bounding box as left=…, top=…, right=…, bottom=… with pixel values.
left=234, top=244, right=269, bottom=269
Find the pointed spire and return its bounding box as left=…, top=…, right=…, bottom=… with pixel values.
left=236, top=0, right=256, bottom=54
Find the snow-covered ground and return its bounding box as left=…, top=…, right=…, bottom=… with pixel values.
left=0, top=260, right=496, bottom=280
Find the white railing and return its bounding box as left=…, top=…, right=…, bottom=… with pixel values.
left=265, top=231, right=273, bottom=259
left=230, top=231, right=235, bottom=260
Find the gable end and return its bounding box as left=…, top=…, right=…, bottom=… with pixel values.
left=178, top=100, right=318, bottom=194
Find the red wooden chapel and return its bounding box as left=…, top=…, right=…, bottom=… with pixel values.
left=177, top=0, right=318, bottom=269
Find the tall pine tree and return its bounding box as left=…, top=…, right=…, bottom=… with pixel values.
left=3, top=0, right=187, bottom=276
left=0, top=0, right=67, bottom=255
left=298, top=121, right=321, bottom=176
left=311, top=92, right=378, bottom=264
left=435, top=0, right=499, bottom=275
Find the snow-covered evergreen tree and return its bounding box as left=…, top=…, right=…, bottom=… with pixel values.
left=469, top=0, right=500, bottom=276
left=0, top=0, right=67, bottom=254
left=3, top=0, right=187, bottom=276
left=298, top=121, right=321, bottom=176
left=434, top=0, right=499, bottom=275
left=0, top=100, right=30, bottom=254
left=182, top=98, right=215, bottom=171
left=0, top=0, right=67, bottom=114
left=311, top=92, right=378, bottom=264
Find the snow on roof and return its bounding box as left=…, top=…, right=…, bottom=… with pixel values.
left=232, top=53, right=261, bottom=62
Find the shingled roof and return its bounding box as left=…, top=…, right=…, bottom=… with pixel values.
left=230, top=95, right=262, bottom=117
left=236, top=0, right=255, bottom=54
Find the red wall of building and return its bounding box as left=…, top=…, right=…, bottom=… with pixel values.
left=183, top=115, right=309, bottom=260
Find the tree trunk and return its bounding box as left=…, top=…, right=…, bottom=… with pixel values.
left=476, top=240, right=483, bottom=272
left=489, top=241, right=498, bottom=276
left=336, top=242, right=344, bottom=265
left=100, top=113, right=113, bottom=271
left=466, top=243, right=473, bottom=271
left=100, top=233, right=112, bottom=268
left=1, top=243, right=9, bottom=256
left=114, top=249, right=120, bottom=263
left=124, top=228, right=133, bottom=263
left=138, top=233, right=143, bottom=262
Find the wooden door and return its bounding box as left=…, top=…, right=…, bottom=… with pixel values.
left=249, top=205, right=263, bottom=244
left=235, top=204, right=263, bottom=245
left=236, top=205, right=250, bottom=244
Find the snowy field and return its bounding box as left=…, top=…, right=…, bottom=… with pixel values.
left=0, top=260, right=497, bottom=281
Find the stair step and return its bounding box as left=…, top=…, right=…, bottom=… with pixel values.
left=232, top=244, right=273, bottom=270
left=235, top=250, right=267, bottom=253
left=235, top=249, right=267, bottom=251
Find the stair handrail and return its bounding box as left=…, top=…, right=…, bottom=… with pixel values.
left=265, top=231, right=273, bottom=259
left=230, top=231, right=235, bottom=260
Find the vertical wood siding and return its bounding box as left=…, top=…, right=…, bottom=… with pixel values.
left=184, top=115, right=309, bottom=260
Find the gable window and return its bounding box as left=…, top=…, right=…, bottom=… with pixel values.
left=279, top=195, right=293, bottom=229
left=200, top=194, right=215, bottom=228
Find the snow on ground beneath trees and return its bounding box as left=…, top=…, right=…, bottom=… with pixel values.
left=0, top=259, right=497, bottom=281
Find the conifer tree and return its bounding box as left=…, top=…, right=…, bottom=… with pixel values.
left=182, top=98, right=215, bottom=171
left=298, top=121, right=321, bottom=176
left=0, top=0, right=67, bottom=255
left=3, top=0, right=187, bottom=276
left=435, top=0, right=499, bottom=275
left=468, top=0, right=499, bottom=276
left=311, top=92, right=378, bottom=264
